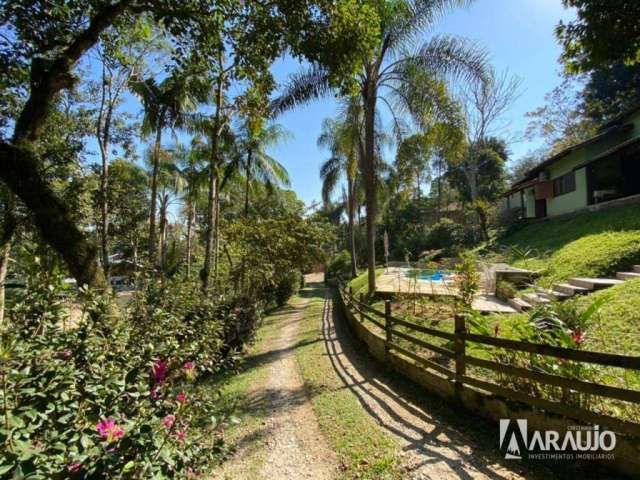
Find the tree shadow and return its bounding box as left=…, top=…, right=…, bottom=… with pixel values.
left=322, top=289, right=620, bottom=480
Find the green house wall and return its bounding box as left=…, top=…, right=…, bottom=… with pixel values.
left=524, top=187, right=535, bottom=218
left=532, top=109, right=640, bottom=218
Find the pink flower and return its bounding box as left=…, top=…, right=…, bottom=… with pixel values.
left=571, top=329, right=585, bottom=345
left=175, top=429, right=187, bottom=443
left=176, top=392, right=186, bottom=403
left=96, top=418, right=125, bottom=442
left=67, top=463, right=82, bottom=474
left=59, top=350, right=72, bottom=360
left=183, top=361, right=196, bottom=380
left=150, top=385, right=161, bottom=400
left=163, top=414, right=176, bottom=429
left=183, top=361, right=195, bottom=371
left=151, top=359, right=168, bottom=384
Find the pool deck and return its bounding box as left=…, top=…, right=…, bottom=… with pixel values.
left=376, top=267, right=517, bottom=314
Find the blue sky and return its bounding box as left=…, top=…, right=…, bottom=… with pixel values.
left=268, top=0, right=576, bottom=206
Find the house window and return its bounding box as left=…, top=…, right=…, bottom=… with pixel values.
left=553, top=171, right=576, bottom=196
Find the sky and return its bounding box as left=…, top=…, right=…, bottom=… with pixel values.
left=267, top=0, right=576, bottom=207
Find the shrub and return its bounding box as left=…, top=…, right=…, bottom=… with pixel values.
left=496, top=206, right=524, bottom=235
left=272, top=270, right=302, bottom=307
left=425, top=219, right=467, bottom=254
left=454, top=253, right=480, bottom=311
left=326, top=250, right=352, bottom=280
left=495, top=280, right=517, bottom=301
left=0, top=270, right=251, bottom=478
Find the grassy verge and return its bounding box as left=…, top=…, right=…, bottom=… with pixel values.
left=347, top=268, right=385, bottom=297
left=293, top=287, right=401, bottom=479
left=495, top=203, right=640, bottom=283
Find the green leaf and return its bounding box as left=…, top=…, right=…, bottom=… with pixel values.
left=121, top=461, right=136, bottom=473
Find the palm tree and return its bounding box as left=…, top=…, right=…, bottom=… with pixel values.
left=238, top=121, right=291, bottom=216
left=273, top=0, right=487, bottom=293
left=185, top=109, right=239, bottom=290
left=147, top=149, right=187, bottom=272
left=317, top=100, right=363, bottom=278
left=174, top=140, right=208, bottom=278
left=131, top=74, right=198, bottom=265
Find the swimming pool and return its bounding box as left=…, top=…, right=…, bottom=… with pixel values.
left=404, top=269, right=453, bottom=282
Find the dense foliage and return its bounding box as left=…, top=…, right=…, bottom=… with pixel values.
left=1, top=266, right=261, bottom=478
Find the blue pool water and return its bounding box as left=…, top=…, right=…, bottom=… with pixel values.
left=405, top=269, right=451, bottom=281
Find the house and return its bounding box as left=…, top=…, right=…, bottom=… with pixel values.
left=502, top=104, right=640, bottom=219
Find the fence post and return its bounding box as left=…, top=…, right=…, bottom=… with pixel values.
left=359, top=293, right=364, bottom=322
left=385, top=300, right=392, bottom=356
left=454, top=314, right=466, bottom=394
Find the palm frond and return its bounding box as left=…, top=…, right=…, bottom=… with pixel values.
left=270, top=66, right=332, bottom=117
left=386, top=0, right=473, bottom=51
left=320, top=157, right=343, bottom=205
left=403, top=35, right=488, bottom=84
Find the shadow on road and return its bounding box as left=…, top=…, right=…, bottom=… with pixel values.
left=319, top=287, right=620, bottom=480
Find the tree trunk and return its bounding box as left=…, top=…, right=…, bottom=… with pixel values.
left=244, top=149, right=252, bottom=216
left=347, top=174, right=357, bottom=278
left=361, top=76, right=378, bottom=294
left=158, top=196, right=168, bottom=271
left=213, top=182, right=220, bottom=286
left=148, top=123, right=163, bottom=265
left=0, top=200, right=16, bottom=326
left=96, top=70, right=114, bottom=279
left=186, top=200, right=193, bottom=278
left=0, top=143, right=107, bottom=288
left=201, top=72, right=224, bottom=291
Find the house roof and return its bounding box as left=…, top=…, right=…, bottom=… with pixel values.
left=599, top=100, right=640, bottom=131
left=572, top=136, right=640, bottom=171
left=503, top=112, right=640, bottom=197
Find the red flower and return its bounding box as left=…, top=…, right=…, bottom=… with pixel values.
left=163, top=414, right=176, bottom=429
left=150, top=385, right=161, bottom=400
left=151, top=359, right=168, bottom=384
left=67, top=463, right=82, bottom=474
left=176, top=392, right=186, bottom=403
left=59, top=350, right=72, bottom=360
left=96, top=418, right=124, bottom=442
left=183, top=361, right=196, bottom=380
left=571, top=329, right=585, bottom=345
left=175, top=429, right=187, bottom=443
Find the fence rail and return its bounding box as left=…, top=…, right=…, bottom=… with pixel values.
left=339, top=284, right=640, bottom=437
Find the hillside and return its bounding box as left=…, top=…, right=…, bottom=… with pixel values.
left=496, top=203, right=640, bottom=283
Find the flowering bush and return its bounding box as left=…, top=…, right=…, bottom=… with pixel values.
left=0, top=272, right=257, bottom=478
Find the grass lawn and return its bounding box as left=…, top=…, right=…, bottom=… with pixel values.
left=346, top=268, right=385, bottom=297
left=495, top=203, right=640, bottom=283
left=293, top=287, right=401, bottom=479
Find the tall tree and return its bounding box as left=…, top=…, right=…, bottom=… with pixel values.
left=131, top=74, right=197, bottom=266
left=91, top=17, right=157, bottom=277
left=317, top=100, right=362, bottom=278
left=556, top=0, right=640, bottom=73
left=525, top=76, right=597, bottom=154
left=275, top=0, right=486, bottom=293
left=175, top=140, right=207, bottom=278
left=0, top=0, right=377, bottom=287
left=238, top=122, right=291, bottom=216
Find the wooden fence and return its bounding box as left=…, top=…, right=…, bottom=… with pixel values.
left=340, top=285, right=640, bottom=437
